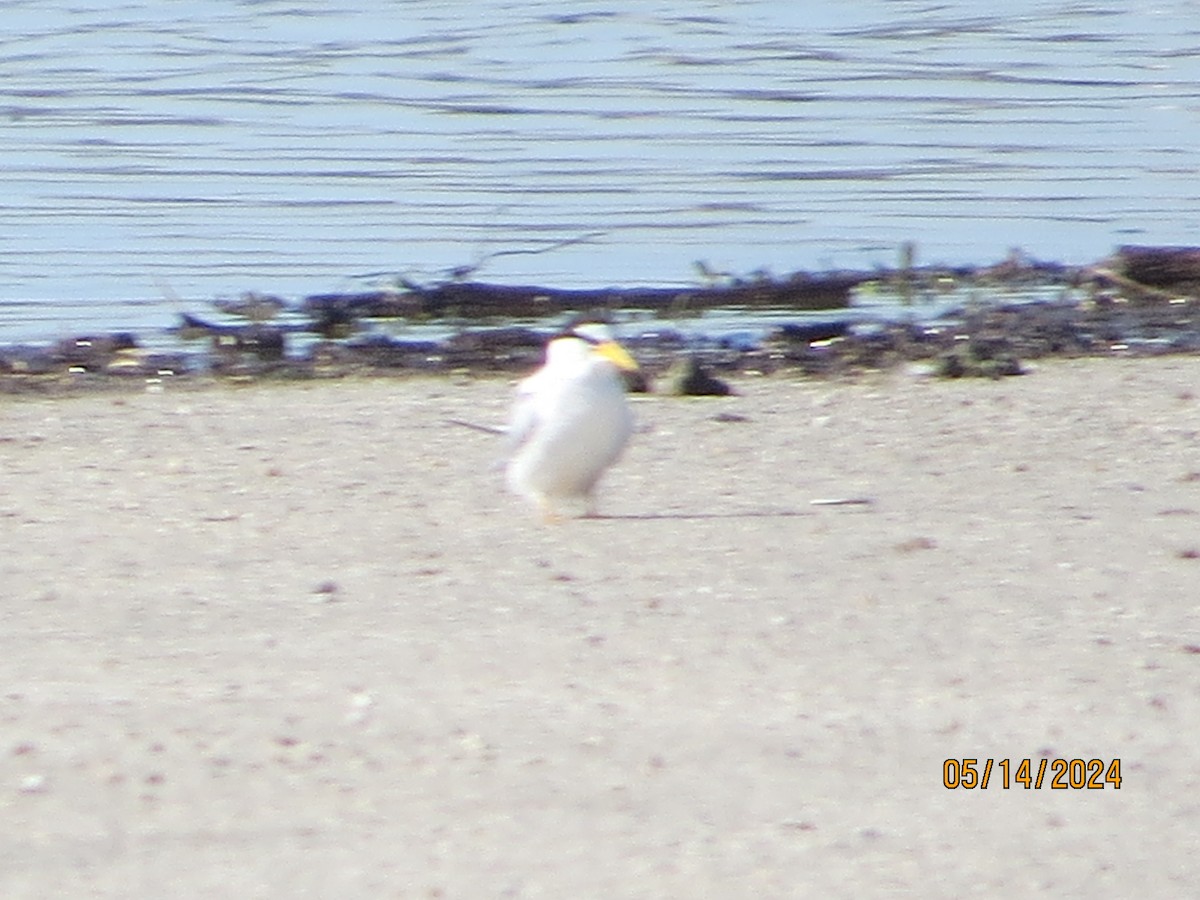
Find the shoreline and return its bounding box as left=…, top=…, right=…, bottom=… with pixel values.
left=5, top=247, right=1200, bottom=386
left=2, top=293, right=1200, bottom=393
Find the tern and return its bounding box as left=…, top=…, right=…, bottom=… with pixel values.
left=505, top=322, right=639, bottom=521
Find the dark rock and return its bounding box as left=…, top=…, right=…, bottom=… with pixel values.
left=661, top=355, right=732, bottom=396
left=936, top=351, right=968, bottom=379
left=445, top=327, right=545, bottom=352
left=336, top=334, right=445, bottom=369
left=935, top=348, right=1024, bottom=379
left=772, top=321, right=852, bottom=344
left=0, top=345, right=58, bottom=375
left=50, top=333, right=140, bottom=371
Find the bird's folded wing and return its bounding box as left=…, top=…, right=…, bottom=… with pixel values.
left=504, top=382, right=543, bottom=454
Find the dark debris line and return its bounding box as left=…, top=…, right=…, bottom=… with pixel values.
left=3, top=247, right=1200, bottom=391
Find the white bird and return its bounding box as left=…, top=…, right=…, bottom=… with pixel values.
left=505, top=322, right=640, bottom=521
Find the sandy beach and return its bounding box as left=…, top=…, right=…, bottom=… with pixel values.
left=2, top=356, right=1199, bottom=898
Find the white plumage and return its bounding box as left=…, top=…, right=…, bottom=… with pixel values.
left=505, top=324, right=638, bottom=521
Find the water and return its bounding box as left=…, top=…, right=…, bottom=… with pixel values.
left=3, top=0, right=1200, bottom=343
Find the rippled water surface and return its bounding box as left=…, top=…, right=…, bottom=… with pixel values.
left=3, top=0, right=1200, bottom=340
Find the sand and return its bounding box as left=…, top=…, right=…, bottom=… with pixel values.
left=2, top=357, right=1199, bottom=898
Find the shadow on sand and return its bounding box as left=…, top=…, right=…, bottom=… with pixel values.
left=584, top=507, right=870, bottom=522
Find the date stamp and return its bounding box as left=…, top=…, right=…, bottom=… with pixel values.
left=943, top=758, right=1122, bottom=789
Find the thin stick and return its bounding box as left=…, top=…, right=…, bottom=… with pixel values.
left=446, top=418, right=507, bottom=436
left=483, top=232, right=606, bottom=261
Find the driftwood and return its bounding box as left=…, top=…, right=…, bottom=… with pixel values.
left=297, top=253, right=1089, bottom=325
left=302, top=272, right=866, bottom=322
left=1114, top=245, right=1200, bottom=288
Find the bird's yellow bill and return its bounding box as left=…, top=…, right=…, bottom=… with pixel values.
left=593, top=340, right=639, bottom=372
